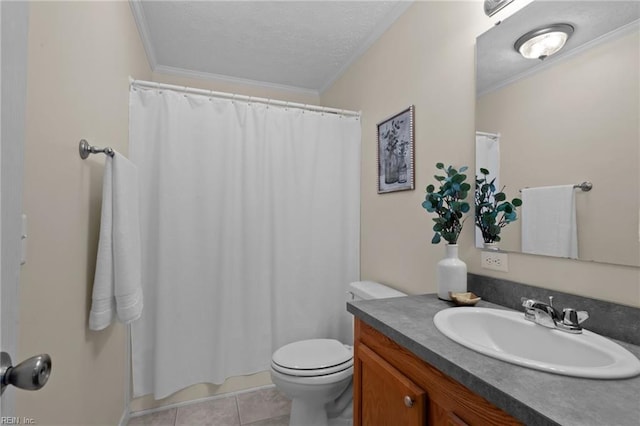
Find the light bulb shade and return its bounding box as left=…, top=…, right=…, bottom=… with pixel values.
left=515, top=24, right=574, bottom=60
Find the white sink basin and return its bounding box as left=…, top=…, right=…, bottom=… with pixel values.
left=433, top=307, right=640, bottom=379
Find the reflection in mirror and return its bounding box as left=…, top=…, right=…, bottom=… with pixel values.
left=475, top=1, right=640, bottom=267
left=484, top=0, right=515, bottom=17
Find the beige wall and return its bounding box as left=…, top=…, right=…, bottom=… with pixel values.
left=477, top=30, right=639, bottom=267
left=321, top=1, right=640, bottom=307
left=20, top=2, right=151, bottom=425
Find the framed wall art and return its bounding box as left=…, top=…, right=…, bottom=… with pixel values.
left=377, top=105, right=415, bottom=194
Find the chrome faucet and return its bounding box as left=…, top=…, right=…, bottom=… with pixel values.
left=521, top=296, right=589, bottom=334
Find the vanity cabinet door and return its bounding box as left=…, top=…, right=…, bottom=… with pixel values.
left=357, top=343, right=426, bottom=425
left=436, top=407, right=470, bottom=426
left=354, top=319, right=522, bottom=426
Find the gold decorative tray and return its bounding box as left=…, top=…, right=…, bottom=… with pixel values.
left=449, top=292, right=481, bottom=306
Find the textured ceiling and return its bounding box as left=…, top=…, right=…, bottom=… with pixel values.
left=477, top=1, right=640, bottom=96
left=131, top=1, right=412, bottom=94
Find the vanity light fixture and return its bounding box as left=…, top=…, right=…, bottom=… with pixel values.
left=514, top=23, right=574, bottom=60
left=484, top=0, right=515, bottom=17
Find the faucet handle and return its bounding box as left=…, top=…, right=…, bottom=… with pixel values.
left=521, top=297, right=536, bottom=308
left=562, top=308, right=589, bottom=326
left=520, top=297, right=536, bottom=322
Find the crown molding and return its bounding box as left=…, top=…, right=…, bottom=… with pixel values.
left=153, top=65, right=320, bottom=98
left=129, top=0, right=157, bottom=70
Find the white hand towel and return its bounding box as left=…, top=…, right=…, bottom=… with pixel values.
left=521, top=185, right=578, bottom=259
left=89, top=152, right=143, bottom=330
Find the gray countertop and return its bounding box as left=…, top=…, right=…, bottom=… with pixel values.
left=347, top=294, right=640, bottom=426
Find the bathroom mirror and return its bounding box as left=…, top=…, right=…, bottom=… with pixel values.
left=475, top=1, right=640, bottom=267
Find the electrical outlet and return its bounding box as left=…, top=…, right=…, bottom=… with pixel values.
left=481, top=250, right=509, bottom=272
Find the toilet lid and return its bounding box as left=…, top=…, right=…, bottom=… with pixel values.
left=272, top=339, right=353, bottom=373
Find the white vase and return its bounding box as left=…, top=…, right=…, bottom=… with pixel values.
left=437, top=244, right=467, bottom=300
left=483, top=242, right=499, bottom=250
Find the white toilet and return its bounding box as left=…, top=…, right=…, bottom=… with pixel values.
left=270, top=281, right=406, bottom=426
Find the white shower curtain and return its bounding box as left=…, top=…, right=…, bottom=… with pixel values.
left=475, top=132, right=500, bottom=248
left=129, top=88, right=361, bottom=399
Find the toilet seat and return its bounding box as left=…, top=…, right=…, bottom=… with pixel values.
left=272, top=339, right=353, bottom=377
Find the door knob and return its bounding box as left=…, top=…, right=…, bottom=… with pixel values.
left=404, top=395, right=414, bottom=407
left=0, top=351, right=51, bottom=394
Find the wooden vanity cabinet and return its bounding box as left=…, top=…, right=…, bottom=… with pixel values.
left=353, top=319, right=522, bottom=426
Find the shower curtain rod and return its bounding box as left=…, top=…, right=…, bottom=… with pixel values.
left=129, top=78, right=361, bottom=118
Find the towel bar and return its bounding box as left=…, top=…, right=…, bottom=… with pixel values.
left=574, top=181, right=593, bottom=192
left=79, top=139, right=114, bottom=159
left=519, top=182, right=592, bottom=193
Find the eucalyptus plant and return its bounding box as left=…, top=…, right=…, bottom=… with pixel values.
left=475, top=168, right=522, bottom=243
left=421, top=163, right=471, bottom=244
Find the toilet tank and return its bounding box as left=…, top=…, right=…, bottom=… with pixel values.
left=348, top=281, right=406, bottom=301
left=343, top=281, right=405, bottom=346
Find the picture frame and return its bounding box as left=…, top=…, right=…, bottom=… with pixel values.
left=377, top=105, right=415, bottom=194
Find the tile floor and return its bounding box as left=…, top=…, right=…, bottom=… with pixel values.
left=128, top=387, right=291, bottom=426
